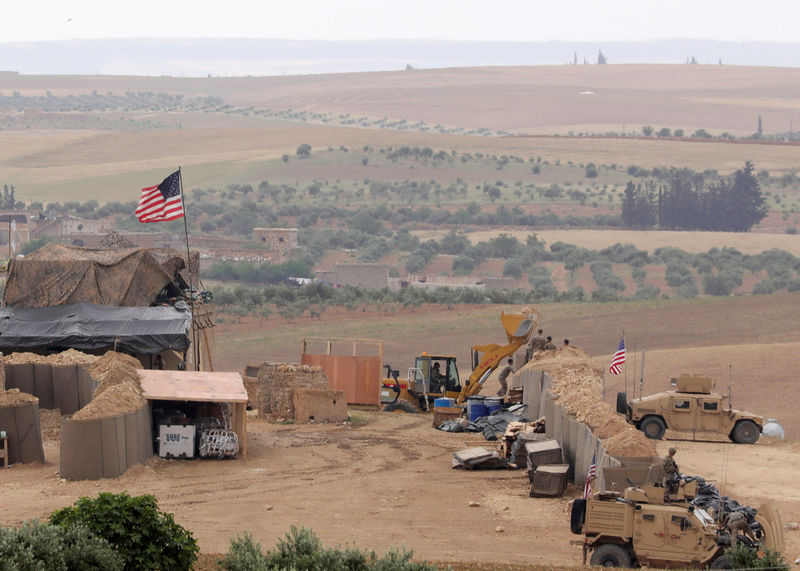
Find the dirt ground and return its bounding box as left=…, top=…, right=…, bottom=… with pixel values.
left=2, top=407, right=799, bottom=568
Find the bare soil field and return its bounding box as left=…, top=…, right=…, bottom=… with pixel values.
left=3, top=411, right=799, bottom=568
left=3, top=65, right=800, bottom=203
left=4, top=295, right=800, bottom=567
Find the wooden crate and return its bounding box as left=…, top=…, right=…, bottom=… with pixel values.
left=530, top=464, right=570, bottom=497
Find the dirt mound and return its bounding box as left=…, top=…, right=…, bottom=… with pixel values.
left=48, top=349, right=99, bottom=366
left=70, top=351, right=145, bottom=420
left=4, top=352, right=48, bottom=364
left=528, top=347, right=656, bottom=457
left=72, top=382, right=145, bottom=420
left=0, top=388, right=38, bottom=406
left=89, top=351, right=142, bottom=392
left=524, top=346, right=604, bottom=376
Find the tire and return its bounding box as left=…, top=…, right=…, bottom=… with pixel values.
left=731, top=420, right=759, bottom=444
left=710, top=555, right=733, bottom=569
left=589, top=544, right=633, bottom=568
left=639, top=416, right=666, bottom=440
left=381, top=400, right=418, bottom=413
left=570, top=499, right=586, bottom=535
left=616, top=392, right=628, bottom=414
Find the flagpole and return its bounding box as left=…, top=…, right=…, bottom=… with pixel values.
left=177, top=167, right=199, bottom=371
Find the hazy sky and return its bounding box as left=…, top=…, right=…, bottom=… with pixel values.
left=5, top=0, right=800, bottom=44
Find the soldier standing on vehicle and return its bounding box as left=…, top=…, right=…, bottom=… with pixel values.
left=544, top=336, right=556, bottom=350
left=663, top=447, right=679, bottom=481
left=497, top=358, right=513, bottom=397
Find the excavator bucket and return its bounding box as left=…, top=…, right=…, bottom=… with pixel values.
left=501, top=309, right=539, bottom=342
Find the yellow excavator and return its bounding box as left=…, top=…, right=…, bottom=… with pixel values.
left=379, top=308, right=539, bottom=412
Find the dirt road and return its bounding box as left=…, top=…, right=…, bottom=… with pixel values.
left=2, top=410, right=798, bottom=566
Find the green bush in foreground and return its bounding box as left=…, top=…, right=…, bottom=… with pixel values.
left=220, top=526, right=438, bottom=571
left=723, top=542, right=789, bottom=570
left=0, top=520, right=123, bottom=570
left=49, top=492, right=198, bottom=571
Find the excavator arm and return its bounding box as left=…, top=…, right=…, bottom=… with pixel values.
left=456, top=308, right=539, bottom=403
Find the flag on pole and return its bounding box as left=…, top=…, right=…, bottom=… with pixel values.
left=135, top=170, right=184, bottom=223
left=609, top=337, right=626, bottom=375
left=583, top=452, right=597, bottom=499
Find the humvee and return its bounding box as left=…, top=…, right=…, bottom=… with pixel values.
left=617, top=374, right=763, bottom=444
left=570, top=479, right=784, bottom=568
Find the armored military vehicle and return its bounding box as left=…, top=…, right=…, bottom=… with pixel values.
left=570, top=479, right=783, bottom=568
left=617, top=374, right=763, bottom=443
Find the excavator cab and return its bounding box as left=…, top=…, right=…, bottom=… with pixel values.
left=380, top=354, right=460, bottom=412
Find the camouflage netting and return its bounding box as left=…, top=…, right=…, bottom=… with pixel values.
left=246, top=363, right=327, bottom=419
left=524, top=347, right=656, bottom=457
left=3, top=242, right=198, bottom=307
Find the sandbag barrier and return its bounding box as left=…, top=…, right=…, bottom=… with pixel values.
left=0, top=400, right=46, bottom=465
left=60, top=403, right=153, bottom=481
left=5, top=363, right=96, bottom=415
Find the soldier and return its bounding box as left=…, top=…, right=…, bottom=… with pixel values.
left=719, top=511, right=758, bottom=545
left=524, top=329, right=546, bottom=364
left=544, top=336, right=556, bottom=350
left=663, top=447, right=679, bottom=481
left=497, top=358, right=513, bottom=397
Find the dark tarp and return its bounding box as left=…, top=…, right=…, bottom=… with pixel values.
left=0, top=302, right=191, bottom=354
left=3, top=243, right=195, bottom=307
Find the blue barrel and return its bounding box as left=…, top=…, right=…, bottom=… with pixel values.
left=468, top=403, right=488, bottom=421
left=485, top=397, right=503, bottom=415
left=434, top=397, right=455, bottom=408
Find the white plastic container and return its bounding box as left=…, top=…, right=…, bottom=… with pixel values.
left=158, top=424, right=196, bottom=458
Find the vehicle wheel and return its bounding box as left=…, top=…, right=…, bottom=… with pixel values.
left=589, top=544, right=633, bottom=568
left=381, top=400, right=418, bottom=413
left=570, top=499, right=586, bottom=535
left=616, top=392, right=628, bottom=414
left=710, top=555, right=733, bottom=569
left=639, top=416, right=666, bottom=440
left=731, top=420, right=759, bottom=444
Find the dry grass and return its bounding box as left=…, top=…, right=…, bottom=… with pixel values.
left=2, top=65, right=800, bottom=204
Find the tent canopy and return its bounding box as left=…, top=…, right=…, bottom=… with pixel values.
left=3, top=242, right=190, bottom=307
left=0, top=302, right=191, bottom=354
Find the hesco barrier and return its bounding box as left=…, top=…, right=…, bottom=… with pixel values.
left=5, top=363, right=35, bottom=397
left=516, top=368, right=645, bottom=492
left=4, top=363, right=95, bottom=414
left=60, top=403, right=153, bottom=481
left=52, top=364, right=96, bottom=415
left=0, top=401, right=46, bottom=465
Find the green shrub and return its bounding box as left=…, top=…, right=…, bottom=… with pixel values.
left=218, top=532, right=270, bottom=571
left=0, top=520, right=123, bottom=571
left=50, top=492, right=198, bottom=571
left=219, top=526, right=438, bottom=571
left=723, top=542, right=789, bottom=570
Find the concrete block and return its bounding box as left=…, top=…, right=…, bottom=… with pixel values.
left=292, top=388, right=347, bottom=423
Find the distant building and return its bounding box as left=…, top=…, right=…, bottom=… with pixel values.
left=317, top=263, right=389, bottom=289
left=252, top=228, right=298, bottom=253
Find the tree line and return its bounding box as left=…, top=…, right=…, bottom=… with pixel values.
left=621, top=161, right=767, bottom=231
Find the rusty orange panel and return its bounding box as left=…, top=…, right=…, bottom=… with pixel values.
left=301, top=354, right=380, bottom=405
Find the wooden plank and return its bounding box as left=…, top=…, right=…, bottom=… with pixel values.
left=138, top=370, right=248, bottom=402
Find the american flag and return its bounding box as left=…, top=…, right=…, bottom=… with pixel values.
left=609, top=337, right=626, bottom=375
left=583, top=452, right=597, bottom=499
left=135, top=170, right=184, bottom=223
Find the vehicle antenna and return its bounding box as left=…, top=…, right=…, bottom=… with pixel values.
left=718, top=445, right=730, bottom=522
left=639, top=349, right=646, bottom=402
left=728, top=363, right=733, bottom=408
